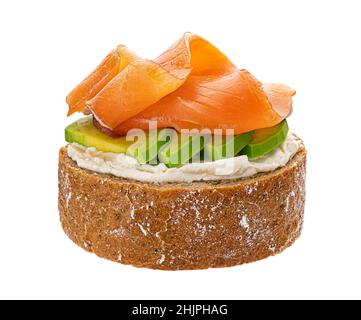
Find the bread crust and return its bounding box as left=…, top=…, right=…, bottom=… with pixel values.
left=58, top=143, right=306, bottom=270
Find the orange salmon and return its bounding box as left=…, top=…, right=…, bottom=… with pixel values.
left=66, top=33, right=295, bottom=136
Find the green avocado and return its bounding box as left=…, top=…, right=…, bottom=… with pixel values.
left=65, top=117, right=132, bottom=154
left=157, top=130, right=206, bottom=168
left=65, top=117, right=164, bottom=164
left=126, top=130, right=166, bottom=164
left=65, top=117, right=290, bottom=166
left=242, top=120, right=289, bottom=159
left=204, top=132, right=252, bottom=161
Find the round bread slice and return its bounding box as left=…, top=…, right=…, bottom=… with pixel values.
left=58, top=142, right=306, bottom=270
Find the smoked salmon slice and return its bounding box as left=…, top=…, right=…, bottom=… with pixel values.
left=66, top=45, right=140, bottom=116
left=66, top=33, right=295, bottom=135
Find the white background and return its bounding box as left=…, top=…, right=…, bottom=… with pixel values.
left=0, top=0, right=360, bottom=300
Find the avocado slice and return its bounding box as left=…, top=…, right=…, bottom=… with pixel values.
left=242, top=120, right=289, bottom=159
left=65, top=117, right=290, bottom=165
left=126, top=130, right=166, bottom=164
left=204, top=132, right=252, bottom=161
left=158, top=130, right=207, bottom=168
left=65, top=117, right=164, bottom=164
left=65, top=117, right=132, bottom=154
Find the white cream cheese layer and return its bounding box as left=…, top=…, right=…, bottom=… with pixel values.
left=67, top=134, right=300, bottom=183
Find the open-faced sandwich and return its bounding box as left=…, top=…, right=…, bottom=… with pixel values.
left=59, top=33, right=306, bottom=270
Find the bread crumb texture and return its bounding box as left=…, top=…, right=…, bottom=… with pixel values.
left=58, top=145, right=306, bottom=270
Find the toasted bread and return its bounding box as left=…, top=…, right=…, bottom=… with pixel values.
left=58, top=142, right=306, bottom=270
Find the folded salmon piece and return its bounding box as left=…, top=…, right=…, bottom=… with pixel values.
left=66, top=33, right=295, bottom=135
left=66, top=45, right=140, bottom=116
